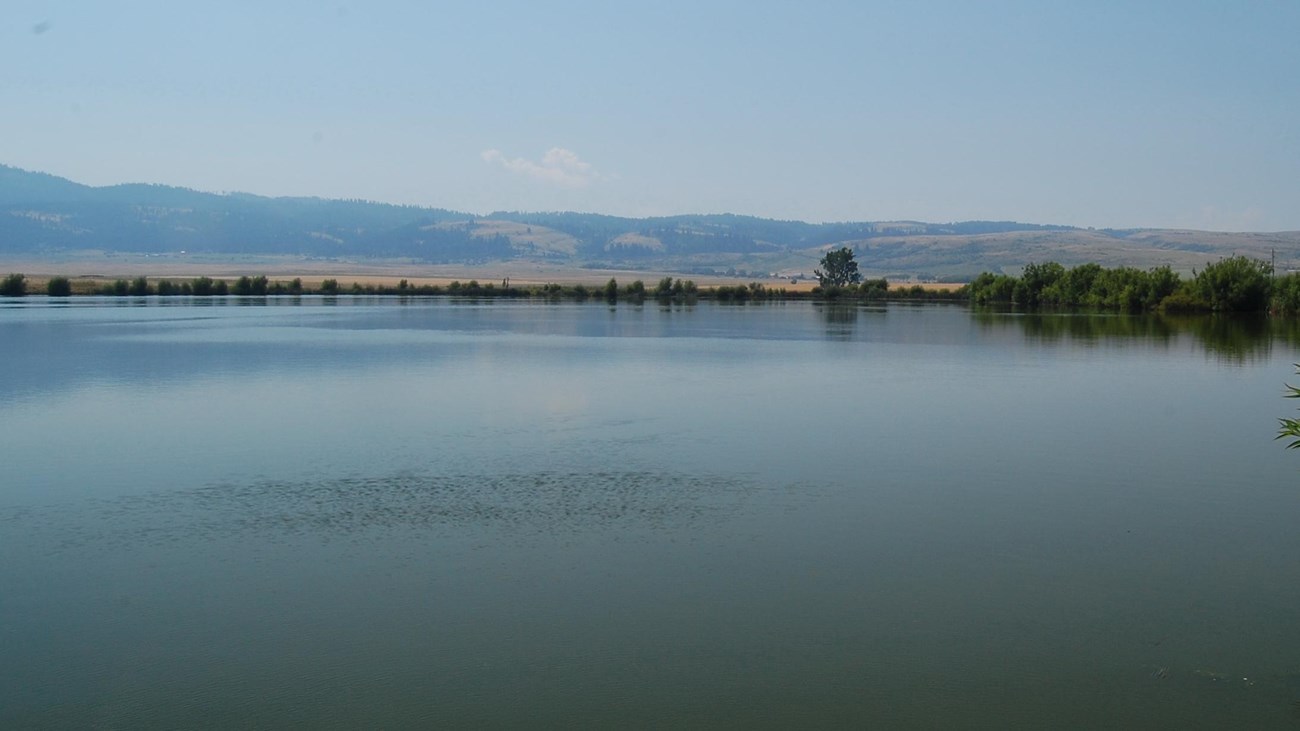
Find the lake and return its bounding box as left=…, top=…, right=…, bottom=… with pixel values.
left=2, top=297, right=1299, bottom=728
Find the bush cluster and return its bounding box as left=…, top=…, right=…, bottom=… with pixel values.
left=1, top=273, right=28, bottom=296
left=968, top=257, right=1294, bottom=313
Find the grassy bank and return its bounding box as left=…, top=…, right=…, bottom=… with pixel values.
left=7, top=256, right=1298, bottom=313
left=0, top=272, right=967, bottom=303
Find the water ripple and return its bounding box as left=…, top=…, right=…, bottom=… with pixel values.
left=5, top=471, right=767, bottom=551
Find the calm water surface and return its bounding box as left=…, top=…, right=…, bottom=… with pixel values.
left=2, top=297, right=1299, bottom=728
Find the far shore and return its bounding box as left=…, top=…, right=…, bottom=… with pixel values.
left=0, top=255, right=967, bottom=294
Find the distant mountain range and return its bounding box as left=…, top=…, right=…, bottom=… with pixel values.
left=3, top=164, right=1298, bottom=279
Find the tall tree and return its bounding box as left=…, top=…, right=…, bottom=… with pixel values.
left=815, top=247, right=862, bottom=287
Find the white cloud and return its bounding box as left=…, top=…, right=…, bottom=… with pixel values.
left=481, top=147, right=603, bottom=188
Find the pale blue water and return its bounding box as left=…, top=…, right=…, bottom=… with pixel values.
left=2, top=297, right=1299, bottom=728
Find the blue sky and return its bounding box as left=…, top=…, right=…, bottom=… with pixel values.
left=3, top=1, right=1298, bottom=230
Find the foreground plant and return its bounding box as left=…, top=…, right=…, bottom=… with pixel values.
left=1278, top=364, right=1300, bottom=449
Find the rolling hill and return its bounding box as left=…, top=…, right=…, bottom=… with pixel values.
left=3, top=164, right=1298, bottom=280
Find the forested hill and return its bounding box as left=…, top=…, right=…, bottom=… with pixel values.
left=3, top=164, right=1298, bottom=278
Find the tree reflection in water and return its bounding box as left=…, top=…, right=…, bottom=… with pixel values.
left=973, top=309, right=1300, bottom=364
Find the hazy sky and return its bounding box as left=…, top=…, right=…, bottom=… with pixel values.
left=3, top=1, right=1298, bottom=230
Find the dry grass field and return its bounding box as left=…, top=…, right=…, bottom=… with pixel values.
left=2, top=255, right=967, bottom=295
left=0, top=256, right=765, bottom=292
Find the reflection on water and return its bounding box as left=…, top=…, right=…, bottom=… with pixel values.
left=1009, top=311, right=1180, bottom=344
left=817, top=303, right=856, bottom=340
left=1175, top=314, right=1287, bottom=362
left=808, top=302, right=895, bottom=340
left=973, top=309, right=1300, bottom=362
left=4, top=300, right=1300, bottom=729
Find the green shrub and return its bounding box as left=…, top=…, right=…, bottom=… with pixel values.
left=860, top=278, right=888, bottom=298
left=1013, top=262, right=1065, bottom=306
left=46, top=276, right=71, bottom=297
left=968, top=272, right=1016, bottom=304
left=1157, top=288, right=1209, bottom=313
left=1, top=273, right=27, bottom=296
left=1193, top=255, right=1272, bottom=312
left=1145, top=265, right=1181, bottom=306
left=1271, top=274, right=1300, bottom=315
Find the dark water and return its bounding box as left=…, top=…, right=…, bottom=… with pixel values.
left=2, top=297, right=1299, bottom=729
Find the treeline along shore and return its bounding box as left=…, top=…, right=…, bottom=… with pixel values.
left=3, top=255, right=1299, bottom=313
left=0, top=272, right=965, bottom=304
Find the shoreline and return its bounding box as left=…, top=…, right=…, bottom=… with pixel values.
left=0, top=255, right=967, bottom=295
